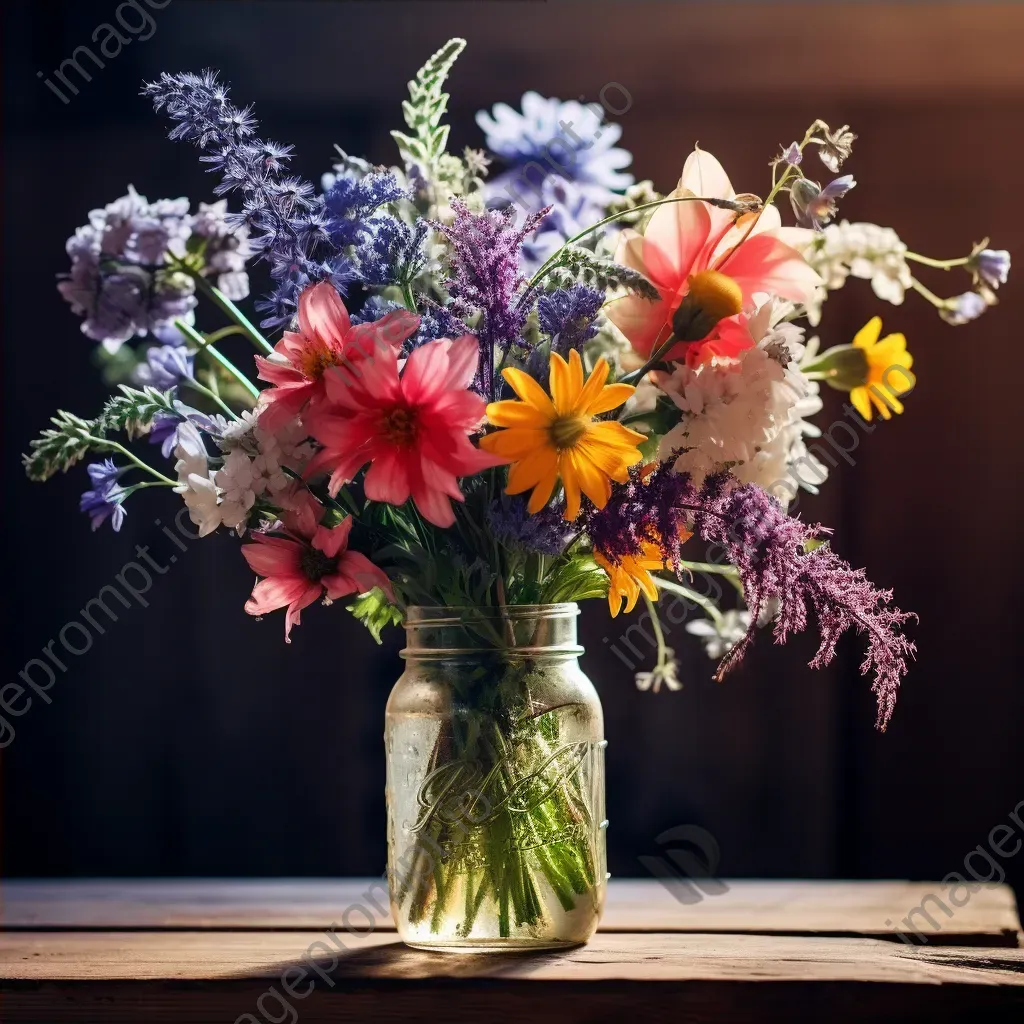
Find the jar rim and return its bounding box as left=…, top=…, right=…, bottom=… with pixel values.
left=406, top=603, right=580, bottom=626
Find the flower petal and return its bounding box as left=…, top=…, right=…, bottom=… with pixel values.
left=502, top=367, right=556, bottom=417
left=297, top=281, right=351, bottom=349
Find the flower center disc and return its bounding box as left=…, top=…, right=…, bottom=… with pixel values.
left=300, top=546, right=338, bottom=582
left=298, top=341, right=339, bottom=380
left=381, top=406, right=419, bottom=448
left=549, top=414, right=589, bottom=450
left=686, top=269, right=744, bottom=323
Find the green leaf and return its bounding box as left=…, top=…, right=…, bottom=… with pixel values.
left=22, top=410, right=98, bottom=482
left=391, top=37, right=466, bottom=179
left=98, top=385, right=178, bottom=439
left=545, top=246, right=661, bottom=302
left=540, top=554, right=610, bottom=605
left=346, top=587, right=404, bottom=644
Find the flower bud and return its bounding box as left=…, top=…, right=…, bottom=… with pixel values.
left=801, top=343, right=870, bottom=391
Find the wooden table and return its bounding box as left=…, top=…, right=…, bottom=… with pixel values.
left=2, top=879, right=1022, bottom=1022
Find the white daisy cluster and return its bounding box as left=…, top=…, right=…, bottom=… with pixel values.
left=658, top=308, right=827, bottom=504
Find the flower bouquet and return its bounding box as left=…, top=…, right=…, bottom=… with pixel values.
left=25, top=39, right=1009, bottom=948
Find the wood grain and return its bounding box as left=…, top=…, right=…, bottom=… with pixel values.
left=3, top=879, right=1019, bottom=945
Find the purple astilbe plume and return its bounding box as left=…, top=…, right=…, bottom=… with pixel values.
left=587, top=467, right=916, bottom=729
left=488, top=496, right=573, bottom=556
left=435, top=198, right=549, bottom=397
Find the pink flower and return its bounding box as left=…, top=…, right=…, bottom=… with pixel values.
left=254, top=282, right=420, bottom=433
left=306, top=335, right=506, bottom=528
left=242, top=493, right=393, bottom=641
left=607, top=149, right=821, bottom=364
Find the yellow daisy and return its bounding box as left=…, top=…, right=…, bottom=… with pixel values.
left=479, top=350, right=645, bottom=520
left=849, top=316, right=916, bottom=421
left=594, top=543, right=664, bottom=617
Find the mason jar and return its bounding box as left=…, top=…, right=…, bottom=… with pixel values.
left=385, top=604, right=607, bottom=951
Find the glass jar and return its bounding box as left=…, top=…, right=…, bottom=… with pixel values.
left=385, top=604, right=607, bottom=951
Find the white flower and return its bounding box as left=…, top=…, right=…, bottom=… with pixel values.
left=657, top=305, right=826, bottom=503
left=173, top=423, right=222, bottom=537
left=217, top=411, right=313, bottom=504
left=635, top=651, right=682, bottom=693
left=686, top=611, right=751, bottom=660
left=803, top=221, right=914, bottom=322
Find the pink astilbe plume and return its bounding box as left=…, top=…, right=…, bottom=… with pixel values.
left=588, top=468, right=916, bottom=729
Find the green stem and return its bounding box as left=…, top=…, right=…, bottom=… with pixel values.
left=119, top=479, right=176, bottom=497
left=204, top=325, right=249, bottom=345
left=909, top=277, right=949, bottom=309
left=528, top=195, right=750, bottom=290
left=187, top=268, right=275, bottom=354
left=655, top=575, right=727, bottom=630
left=82, top=436, right=176, bottom=485
left=678, top=560, right=740, bottom=577
left=175, top=319, right=261, bottom=400
left=401, top=282, right=418, bottom=313
left=183, top=379, right=241, bottom=421
left=905, top=251, right=970, bottom=271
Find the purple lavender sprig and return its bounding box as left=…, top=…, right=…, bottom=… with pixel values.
left=588, top=468, right=916, bottom=730
left=435, top=198, right=549, bottom=397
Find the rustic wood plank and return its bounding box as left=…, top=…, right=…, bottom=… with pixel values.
left=3, top=880, right=1019, bottom=945
left=2, top=932, right=1023, bottom=1023
left=2, top=930, right=1023, bottom=983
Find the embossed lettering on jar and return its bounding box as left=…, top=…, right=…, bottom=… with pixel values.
left=385, top=604, right=607, bottom=951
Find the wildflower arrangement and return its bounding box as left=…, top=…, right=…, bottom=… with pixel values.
left=24, top=43, right=1009, bottom=931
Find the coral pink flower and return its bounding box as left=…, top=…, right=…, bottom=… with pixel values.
left=306, top=335, right=506, bottom=528
left=254, top=281, right=420, bottom=433
left=242, top=493, right=392, bottom=641
left=607, top=149, right=821, bottom=364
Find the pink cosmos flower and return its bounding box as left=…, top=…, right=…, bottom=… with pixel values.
left=607, top=148, right=821, bottom=364
left=242, top=492, right=393, bottom=641
left=254, top=282, right=420, bottom=433
left=306, top=335, right=506, bottom=528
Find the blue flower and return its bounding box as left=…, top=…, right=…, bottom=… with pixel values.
left=477, top=91, right=633, bottom=211
left=972, top=247, right=1010, bottom=290
left=133, top=343, right=195, bottom=389
left=518, top=178, right=602, bottom=272
left=356, top=216, right=428, bottom=287
left=790, top=175, right=856, bottom=230
left=537, top=285, right=604, bottom=355
left=487, top=495, right=573, bottom=556
left=149, top=403, right=227, bottom=458
left=80, top=460, right=127, bottom=532
left=941, top=291, right=989, bottom=325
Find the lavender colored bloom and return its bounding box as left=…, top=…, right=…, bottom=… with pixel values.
left=57, top=189, right=199, bottom=349
left=79, top=460, right=127, bottom=532
left=790, top=175, right=856, bottom=230
left=941, top=291, right=989, bottom=326
left=488, top=496, right=573, bottom=556
left=145, top=71, right=341, bottom=331
left=149, top=402, right=227, bottom=458
left=972, top=247, right=1010, bottom=290
left=783, top=142, right=803, bottom=166
left=477, top=92, right=633, bottom=211
left=518, top=177, right=603, bottom=272
left=133, top=343, right=195, bottom=389
left=537, top=285, right=604, bottom=354
left=414, top=301, right=472, bottom=350
left=436, top=198, right=548, bottom=396
left=587, top=467, right=915, bottom=730
left=191, top=199, right=252, bottom=299
left=356, top=216, right=428, bottom=287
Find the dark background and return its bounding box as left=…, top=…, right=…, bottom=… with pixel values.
left=3, top=0, right=1023, bottom=901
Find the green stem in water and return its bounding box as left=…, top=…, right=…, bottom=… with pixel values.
left=175, top=319, right=261, bottom=400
